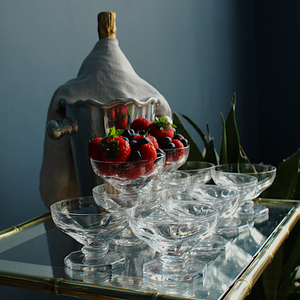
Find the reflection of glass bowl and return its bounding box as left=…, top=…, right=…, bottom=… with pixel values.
left=212, top=164, right=276, bottom=198
left=128, top=200, right=217, bottom=282
left=50, top=197, right=127, bottom=271
left=90, top=155, right=165, bottom=194
left=162, top=145, right=190, bottom=173
left=180, top=161, right=214, bottom=188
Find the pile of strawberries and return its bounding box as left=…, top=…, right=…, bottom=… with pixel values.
left=88, top=117, right=189, bottom=180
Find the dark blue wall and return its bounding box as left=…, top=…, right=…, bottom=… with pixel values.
left=254, top=1, right=300, bottom=166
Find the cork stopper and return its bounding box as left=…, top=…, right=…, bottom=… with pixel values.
left=97, top=11, right=117, bottom=39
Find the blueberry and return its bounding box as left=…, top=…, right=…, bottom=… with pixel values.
left=174, top=134, right=183, bottom=140
left=122, top=136, right=130, bottom=143
left=181, top=138, right=189, bottom=147
left=129, top=140, right=138, bottom=151
left=122, top=128, right=136, bottom=140
left=137, top=136, right=150, bottom=146
left=137, top=130, right=146, bottom=135
left=160, top=137, right=172, bottom=149
left=128, top=150, right=142, bottom=162
left=156, top=148, right=164, bottom=158
left=165, top=142, right=175, bottom=154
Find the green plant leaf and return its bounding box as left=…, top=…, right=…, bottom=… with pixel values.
left=219, top=112, right=228, bottom=164
left=172, top=112, right=204, bottom=161
left=204, top=139, right=219, bottom=165
left=180, top=113, right=209, bottom=147
left=224, top=93, right=241, bottom=164
left=262, top=149, right=300, bottom=199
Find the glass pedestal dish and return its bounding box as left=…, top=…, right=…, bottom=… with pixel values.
left=128, top=199, right=218, bottom=285
left=212, top=164, right=277, bottom=222
left=50, top=197, right=127, bottom=272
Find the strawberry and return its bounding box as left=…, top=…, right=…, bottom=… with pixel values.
left=148, top=135, right=159, bottom=149
left=131, top=134, right=159, bottom=149
left=119, top=162, right=146, bottom=180
left=149, top=117, right=175, bottom=143
left=101, top=137, right=131, bottom=165
left=166, top=139, right=185, bottom=162
left=98, top=162, right=120, bottom=177
left=130, top=117, right=152, bottom=132
left=88, top=137, right=103, bottom=160
left=138, top=144, right=157, bottom=162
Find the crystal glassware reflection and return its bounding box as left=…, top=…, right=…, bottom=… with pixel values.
left=128, top=199, right=218, bottom=282
left=179, top=161, right=214, bottom=189
left=50, top=197, right=127, bottom=272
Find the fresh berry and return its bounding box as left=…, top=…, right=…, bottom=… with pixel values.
left=122, top=128, right=136, bottom=140
left=160, top=137, right=173, bottom=149
left=128, top=150, right=142, bottom=162
left=166, top=139, right=185, bottom=162
left=129, top=139, right=138, bottom=151
left=173, top=134, right=183, bottom=140
left=88, top=137, right=103, bottom=160
left=138, top=144, right=157, bottom=162
left=119, top=162, right=146, bottom=180
left=101, top=137, right=131, bottom=165
left=137, top=136, right=150, bottom=146
left=148, top=135, right=159, bottom=149
left=144, top=161, right=157, bottom=175
left=122, top=136, right=130, bottom=143
left=149, top=117, right=175, bottom=143
left=164, top=141, right=176, bottom=154
left=98, top=162, right=120, bottom=177
left=156, top=148, right=165, bottom=159
left=181, top=138, right=189, bottom=147
left=130, top=117, right=152, bottom=132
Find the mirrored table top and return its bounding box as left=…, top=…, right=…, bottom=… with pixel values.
left=0, top=198, right=299, bottom=300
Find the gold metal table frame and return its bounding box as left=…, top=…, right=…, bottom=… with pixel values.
left=0, top=198, right=299, bottom=300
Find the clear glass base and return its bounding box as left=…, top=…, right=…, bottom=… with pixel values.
left=190, top=235, right=231, bottom=263
left=64, top=250, right=124, bottom=272
left=111, top=226, right=143, bottom=247
left=143, top=257, right=207, bottom=282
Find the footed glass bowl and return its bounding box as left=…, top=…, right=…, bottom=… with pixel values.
left=180, top=161, right=214, bottom=188
left=162, top=145, right=190, bottom=173
left=50, top=197, right=127, bottom=272
left=128, top=200, right=218, bottom=282
left=212, top=163, right=277, bottom=198
left=90, top=155, right=165, bottom=194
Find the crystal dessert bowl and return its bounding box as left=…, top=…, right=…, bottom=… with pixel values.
left=92, top=183, right=166, bottom=248
left=213, top=163, right=277, bottom=199
left=162, top=144, right=190, bottom=173
left=90, top=154, right=165, bottom=194
left=50, top=197, right=127, bottom=272
left=128, top=199, right=218, bottom=282
left=211, top=171, right=258, bottom=216
left=179, top=161, right=215, bottom=189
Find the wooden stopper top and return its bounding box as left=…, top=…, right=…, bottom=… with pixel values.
left=98, top=11, right=117, bottom=39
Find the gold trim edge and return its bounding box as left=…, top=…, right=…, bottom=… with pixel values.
left=222, top=203, right=300, bottom=300
left=0, top=212, right=51, bottom=240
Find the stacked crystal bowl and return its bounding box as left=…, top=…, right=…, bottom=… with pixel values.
left=50, top=117, right=277, bottom=289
